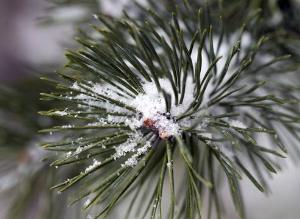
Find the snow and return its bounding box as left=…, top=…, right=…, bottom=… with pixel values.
left=112, top=131, right=154, bottom=167
left=114, top=141, right=138, bottom=158
left=71, top=82, right=131, bottom=114
left=123, top=157, right=138, bottom=167
left=124, top=117, right=143, bottom=130
left=128, top=79, right=183, bottom=138
left=68, top=73, right=213, bottom=168
left=65, top=151, right=72, bottom=158
left=62, top=124, right=74, bottom=128
left=113, top=131, right=144, bottom=159
left=84, top=198, right=91, bottom=207
left=53, top=110, right=68, bottom=116
left=167, top=161, right=173, bottom=168
left=121, top=141, right=152, bottom=167
left=149, top=113, right=181, bottom=139
left=70, top=77, right=204, bottom=140
left=130, top=79, right=169, bottom=117
left=75, top=146, right=83, bottom=154
left=85, top=159, right=102, bottom=173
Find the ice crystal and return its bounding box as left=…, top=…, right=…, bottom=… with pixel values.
left=121, top=141, right=152, bottom=167
left=85, top=159, right=101, bottom=173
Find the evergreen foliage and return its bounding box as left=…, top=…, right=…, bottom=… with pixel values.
left=0, top=0, right=299, bottom=219
left=40, top=1, right=299, bottom=218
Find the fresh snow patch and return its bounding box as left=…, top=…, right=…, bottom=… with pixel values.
left=69, top=75, right=212, bottom=168
left=130, top=84, right=165, bottom=118
left=85, top=159, right=101, bottom=173
left=113, top=132, right=143, bottom=159
left=121, top=141, right=152, bottom=167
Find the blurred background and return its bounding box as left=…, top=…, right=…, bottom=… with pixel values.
left=0, top=0, right=299, bottom=219
left=0, top=0, right=70, bottom=82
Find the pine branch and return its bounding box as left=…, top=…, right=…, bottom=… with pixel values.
left=38, top=1, right=299, bottom=219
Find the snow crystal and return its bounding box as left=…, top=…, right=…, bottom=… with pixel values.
left=130, top=91, right=165, bottom=118
left=75, top=146, right=83, bottom=154
left=124, top=117, right=143, bottom=130
left=151, top=113, right=181, bottom=138
left=113, top=131, right=153, bottom=167
left=54, top=110, right=68, bottom=116
left=69, top=79, right=191, bottom=140
left=136, top=141, right=152, bottom=156
left=121, top=141, right=152, bottom=167
left=72, top=82, right=80, bottom=90
left=113, top=132, right=143, bottom=159
left=67, top=75, right=217, bottom=168
left=128, top=80, right=182, bottom=139
left=114, top=141, right=137, bottom=158
left=123, top=157, right=138, bottom=167
left=85, top=159, right=102, bottom=173
left=65, top=151, right=72, bottom=158
left=84, top=198, right=91, bottom=207
left=62, top=124, right=74, bottom=128
left=107, top=115, right=125, bottom=123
